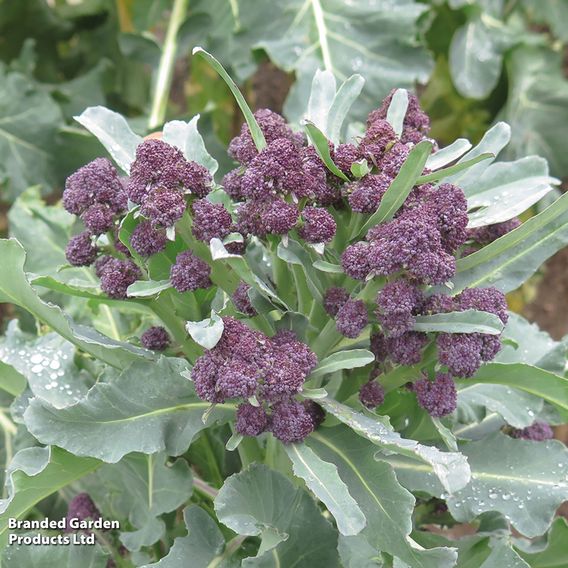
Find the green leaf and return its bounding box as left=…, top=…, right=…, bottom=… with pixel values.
left=387, top=433, right=568, bottom=538
left=386, top=89, right=409, bottom=137
left=466, top=156, right=557, bottom=229
left=185, top=312, right=224, bottom=350
left=452, top=192, right=568, bottom=293
left=304, top=121, right=349, bottom=181
left=285, top=442, right=366, bottom=536
left=215, top=464, right=340, bottom=566
left=0, top=446, right=100, bottom=550
left=0, top=66, right=62, bottom=201
left=359, top=140, right=432, bottom=236
left=0, top=362, right=25, bottom=397
left=310, top=349, right=375, bottom=380
left=192, top=47, right=266, bottom=151
left=23, top=357, right=234, bottom=463
left=480, top=541, right=530, bottom=568
left=517, top=517, right=568, bottom=568
left=327, top=74, right=365, bottom=144
left=425, top=138, right=471, bottom=171
left=162, top=115, right=218, bottom=174
left=318, top=398, right=470, bottom=494
left=141, top=506, right=225, bottom=568
left=74, top=106, right=143, bottom=174
left=464, top=362, right=568, bottom=420
left=2, top=539, right=108, bottom=567
left=313, top=260, right=344, bottom=274
left=0, top=239, right=153, bottom=370
left=127, top=279, right=171, bottom=298
left=416, top=153, right=493, bottom=184
left=277, top=239, right=324, bottom=302
left=350, top=159, right=371, bottom=179
left=413, top=310, right=504, bottom=335
left=306, top=69, right=337, bottom=134
left=308, top=427, right=458, bottom=568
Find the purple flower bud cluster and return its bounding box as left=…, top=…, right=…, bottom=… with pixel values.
left=467, top=218, right=521, bottom=245
left=191, top=318, right=321, bottom=443
left=413, top=373, right=457, bottom=417
left=359, top=378, right=385, bottom=409
left=65, top=493, right=100, bottom=532
left=375, top=280, right=424, bottom=337
left=323, top=287, right=350, bottom=317
left=191, top=199, right=233, bottom=243
left=170, top=250, right=211, bottom=293
left=65, top=232, right=99, bottom=267
left=141, top=326, right=171, bottom=351
left=336, top=299, right=368, bottom=339
left=232, top=282, right=256, bottom=316
left=130, top=220, right=167, bottom=257
left=236, top=197, right=299, bottom=238
left=510, top=421, right=554, bottom=441
left=98, top=258, right=140, bottom=299
left=348, top=174, right=390, bottom=213
left=127, top=139, right=212, bottom=229
left=298, top=207, right=337, bottom=243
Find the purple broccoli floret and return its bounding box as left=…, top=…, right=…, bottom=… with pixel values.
left=170, top=250, right=211, bottom=292
left=65, top=232, right=98, bottom=267
left=323, top=287, right=350, bottom=317
left=270, top=400, right=314, bottom=444
left=192, top=199, right=233, bottom=243
left=359, top=379, right=385, bottom=409
left=421, top=293, right=456, bottom=315
left=348, top=174, right=390, bottom=213
left=216, top=360, right=258, bottom=400
left=237, top=198, right=299, bottom=237
left=468, top=218, right=521, bottom=245
left=359, top=119, right=396, bottom=164
left=99, top=258, right=140, bottom=299
left=370, top=331, right=388, bottom=362
left=81, top=203, right=115, bottom=236
left=65, top=493, right=100, bottom=532
left=380, top=142, right=411, bottom=179
left=141, top=326, right=170, bottom=351
left=232, top=282, right=256, bottom=316
left=427, top=183, right=468, bottom=253
left=303, top=400, right=326, bottom=429
left=235, top=403, right=269, bottom=436
left=222, top=168, right=245, bottom=200
left=386, top=331, right=428, bottom=365
left=336, top=299, right=368, bottom=339
left=437, top=333, right=483, bottom=378
left=334, top=143, right=361, bottom=174
left=140, top=187, right=187, bottom=229
left=298, top=207, right=336, bottom=243
left=457, top=287, right=509, bottom=325
left=375, top=280, right=424, bottom=337
left=341, top=241, right=373, bottom=280
left=413, top=373, right=457, bottom=417
left=191, top=352, right=226, bottom=403
left=130, top=220, right=167, bottom=257
left=510, top=421, right=554, bottom=441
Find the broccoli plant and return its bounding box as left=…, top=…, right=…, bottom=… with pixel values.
left=0, top=48, right=567, bottom=568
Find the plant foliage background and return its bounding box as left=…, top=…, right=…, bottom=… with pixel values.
left=0, top=1, right=568, bottom=567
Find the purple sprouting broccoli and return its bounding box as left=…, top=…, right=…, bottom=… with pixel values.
left=191, top=352, right=226, bottom=403
left=270, top=330, right=318, bottom=378
left=192, top=198, right=233, bottom=243
left=94, top=255, right=113, bottom=277
left=237, top=198, right=299, bottom=237
left=127, top=139, right=211, bottom=203
left=99, top=258, right=140, bottom=299
left=437, top=333, right=483, bottom=378
left=323, top=287, right=350, bottom=317
left=380, top=142, right=411, bottom=179
left=421, top=293, right=456, bottom=315
left=427, top=183, right=468, bottom=253
left=130, top=220, right=167, bottom=257
left=270, top=400, right=315, bottom=444
left=334, top=143, right=361, bottom=174
left=232, top=282, right=257, bottom=316
left=170, top=250, right=211, bottom=292
left=222, top=168, right=245, bottom=200
left=456, top=287, right=509, bottom=325
left=228, top=109, right=303, bottom=165
left=359, top=379, right=385, bottom=409
left=370, top=331, right=388, bottom=363
left=63, top=158, right=125, bottom=216
left=302, top=146, right=341, bottom=206
left=359, top=119, right=396, bottom=164
left=140, top=187, right=187, bottom=229
left=141, top=326, right=170, bottom=351
left=336, top=299, right=368, bottom=339
left=386, top=331, right=428, bottom=365
left=298, top=207, right=337, bottom=244
left=375, top=280, right=424, bottom=337
left=468, top=218, right=521, bottom=245
left=235, top=403, right=269, bottom=436
left=348, top=174, right=390, bottom=213
left=81, top=203, right=115, bottom=236
left=341, top=241, right=374, bottom=280
left=65, top=232, right=98, bottom=267
left=225, top=236, right=247, bottom=255
left=510, top=421, right=554, bottom=441
left=413, top=373, right=457, bottom=417
left=215, top=360, right=258, bottom=400
left=65, top=493, right=100, bottom=532
left=303, top=400, right=326, bottom=429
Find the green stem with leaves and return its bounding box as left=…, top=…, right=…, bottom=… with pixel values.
left=148, top=0, right=189, bottom=130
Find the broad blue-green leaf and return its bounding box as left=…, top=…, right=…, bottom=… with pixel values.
left=0, top=239, right=153, bottom=370
left=327, top=74, right=365, bottom=144
left=466, top=157, right=558, bottom=228
left=318, top=398, right=470, bottom=494
left=308, top=427, right=458, bottom=568
left=162, top=115, right=218, bottom=174
left=141, top=506, right=225, bottom=568
left=23, top=357, right=234, bottom=463
left=480, top=541, right=529, bottom=568
left=310, top=349, right=374, bottom=380
left=3, top=539, right=108, bottom=567
left=338, top=535, right=382, bottom=568
left=386, top=89, right=408, bottom=137
left=285, top=442, right=366, bottom=536
left=416, top=153, right=493, bottom=184
left=127, top=279, right=171, bottom=298
left=306, top=69, right=337, bottom=133
left=516, top=517, right=568, bottom=567
left=387, top=433, right=568, bottom=538
left=304, top=120, right=349, bottom=181
left=425, top=139, right=471, bottom=171
left=452, top=192, right=568, bottom=293
left=215, top=464, right=340, bottom=567
left=0, top=446, right=100, bottom=550
left=413, top=310, right=504, bottom=335
left=360, top=140, right=432, bottom=235
left=74, top=106, right=143, bottom=174
left=186, top=312, right=224, bottom=350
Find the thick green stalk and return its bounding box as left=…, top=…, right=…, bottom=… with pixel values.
left=148, top=0, right=189, bottom=130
